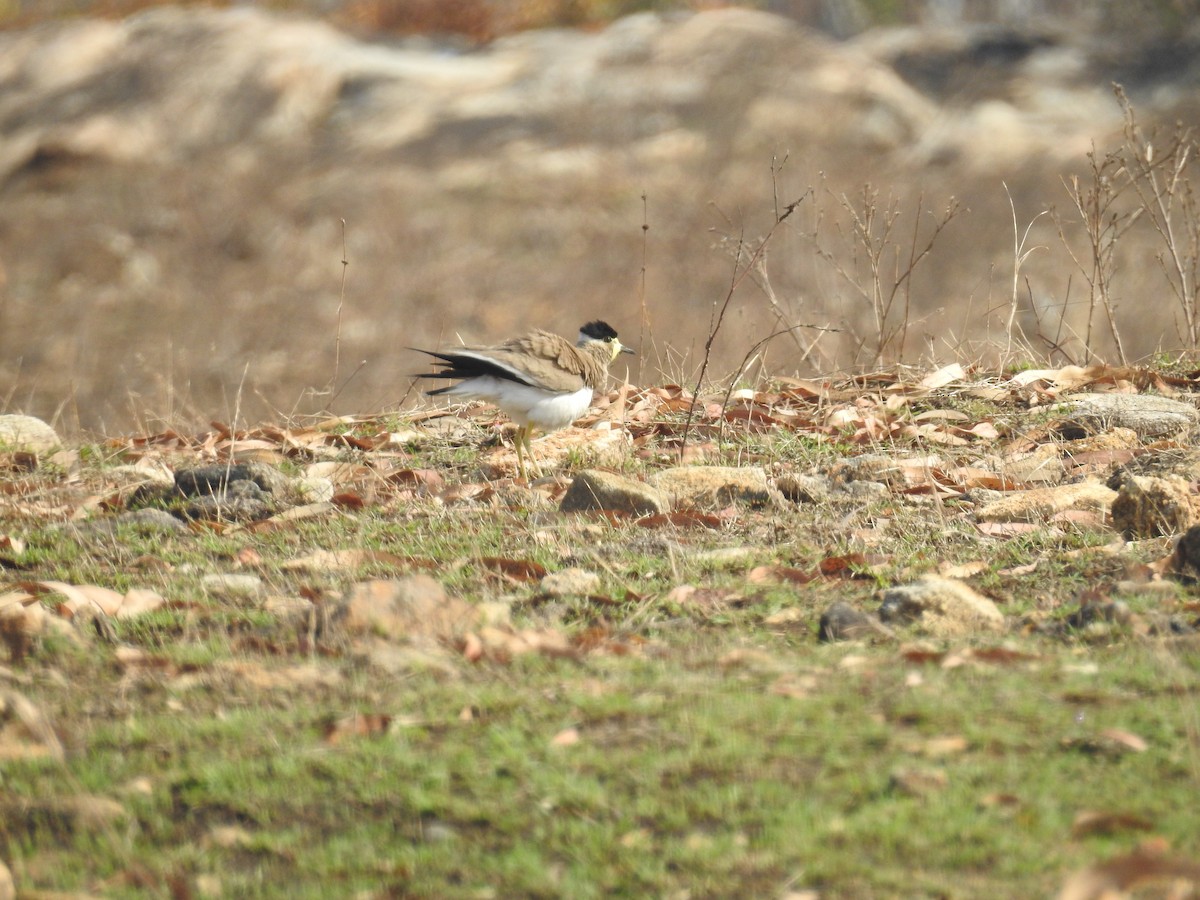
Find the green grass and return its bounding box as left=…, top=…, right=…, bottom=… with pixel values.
left=2, top=396, right=1199, bottom=897
left=4, top=642, right=1196, bottom=897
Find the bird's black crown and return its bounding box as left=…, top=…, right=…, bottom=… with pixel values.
left=580, top=320, right=619, bottom=341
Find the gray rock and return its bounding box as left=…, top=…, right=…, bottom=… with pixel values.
left=651, top=466, right=782, bottom=511
left=559, top=470, right=666, bottom=515
left=818, top=602, right=893, bottom=642
left=0, top=415, right=60, bottom=453
left=540, top=567, right=602, bottom=597
left=1055, top=393, right=1200, bottom=439
left=181, top=479, right=273, bottom=523
left=202, top=573, right=264, bottom=600
left=775, top=472, right=835, bottom=503
left=878, top=575, right=1004, bottom=636
left=73, top=508, right=187, bottom=539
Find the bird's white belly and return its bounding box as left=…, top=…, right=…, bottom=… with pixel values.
left=442, top=378, right=595, bottom=430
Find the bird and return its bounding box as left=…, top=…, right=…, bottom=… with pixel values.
left=414, top=320, right=634, bottom=480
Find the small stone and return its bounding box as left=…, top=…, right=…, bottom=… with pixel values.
left=878, top=576, right=1004, bottom=637
left=175, top=464, right=266, bottom=496
left=74, top=508, right=188, bottom=539
left=540, top=568, right=601, bottom=597
left=201, top=574, right=264, bottom=600
left=975, top=483, right=1116, bottom=524
left=293, top=475, right=334, bottom=503
left=1168, top=525, right=1200, bottom=581
left=559, top=469, right=666, bottom=515
left=182, top=480, right=272, bottom=522
left=651, top=466, right=781, bottom=511
left=1055, top=393, right=1200, bottom=439
left=339, top=576, right=478, bottom=641
left=0, top=857, right=14, bottom=900
left=889, top=766, right=949, bottom=796
left=0, top=415, right=60, bottom=453
left=775, top=473, right=834, bottom=503
left=1110, top=473, right=1199, bottom=540
left=818, top=602, right=892, bottom=642
left=1065, top=600, right=1132, bottom=631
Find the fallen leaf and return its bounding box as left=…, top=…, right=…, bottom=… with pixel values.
left=1071, top=809, right=1155, bottom=838
left=938, top=560, right=988, bottom=579
left=636, top=511, right=723, bottom=530
left=115, top=589, right=166, bottom=618
left=22, top=580, right=123, bottom=617
left=966, top=646, right=1038, bottom=665
left=920, top=363, right=967, bottom=390
left=480, top=557, right=547, bottom=582
left=1099, top=728, right=1149, bottom=753
left=748, top=565, right=816, bottom=585
left=889, top=766, right=948, bottom=796
left=900, top=646, right=947, bottom=665
left=282, top=549, right=408, bottom=572
left=0, top=535, right=26, bottom=555
left=1058, top=843, right=1200, bottom=900
left=979, top=792, right=1022, bottom=809
left=324, top=713, right=392, bottom=745
left=922, top=735, right=969, bottom=757
left=977, top=521, right=1045, bottom=537
left=550, top=727, right=580, bottom=748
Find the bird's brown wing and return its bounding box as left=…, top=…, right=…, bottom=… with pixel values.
left=490, top=330, right=604, bottom=392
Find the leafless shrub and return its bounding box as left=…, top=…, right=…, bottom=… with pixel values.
left=1113, top=85, right=1200, bottom=352
left=1050, top=86, right=1200, bottom=364
left=810, top=183, right=962, bottom=365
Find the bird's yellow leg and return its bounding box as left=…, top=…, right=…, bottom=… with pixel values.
left=523, top=427, right=543, bottom=479
left=513, top=425, right=529, bottom=481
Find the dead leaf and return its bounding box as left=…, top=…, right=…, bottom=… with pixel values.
left=900, top=646, right=947, bottom=665
left=282, top=549, right=408, bottom=573
left=977, top=521, right=1045, bottom=537
left=115, top=589, right=166, bottom=619
left=480, top=557, right=547, bottom=582
left=636, top=511, right=723, bottom=530
left=386, top=468, right=445, bottom=492
left=938, top=560, right=988, bottom=579
left=889, top=766, right=948, bottom=796
left=818, top=553, right=886, bottom=578
left=920, top=363, right=967, bottom=390
left=967, top=647, right=1039, bottom=666
left=1099, top=727, right=1149, bottom=753
left=748, top=564, right=816, bottom=585
left=0, top=688, right=65, bottom=762
left=1071, top=809, right=1155, bottom=838
left=0, top=535, right=25, bottom=556
left=979, top=792, right=1022, bottom=810
left=550, top=727, right=580, bottom=748
left=324, top=712, right=392, bottom=745
left=1062, top=728, right=1149, bottom=756
left=1058, top=843, right=1200, bottom=900
left=922, top=735, right=969, bottom=757
left=22, top=580, right=124, bottom=617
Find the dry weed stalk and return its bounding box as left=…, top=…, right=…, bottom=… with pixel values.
left=1055, top=143, right=1136, bottom=364
left=1053, top=87, right=1200, bottom=363
left=812, top=184, right=960, bottom=365
left=678, top=195, right=804, bottom=462
left=1113, top=85, right=1200, bottom=350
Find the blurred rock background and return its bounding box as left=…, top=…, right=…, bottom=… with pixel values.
left=1, top=0, right=1198, bottom=432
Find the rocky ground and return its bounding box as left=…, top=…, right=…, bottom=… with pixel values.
left=3, top=361, right=1200, bottom=894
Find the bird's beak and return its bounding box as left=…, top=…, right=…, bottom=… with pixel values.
left=616, top=341, right=635, bottom=358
